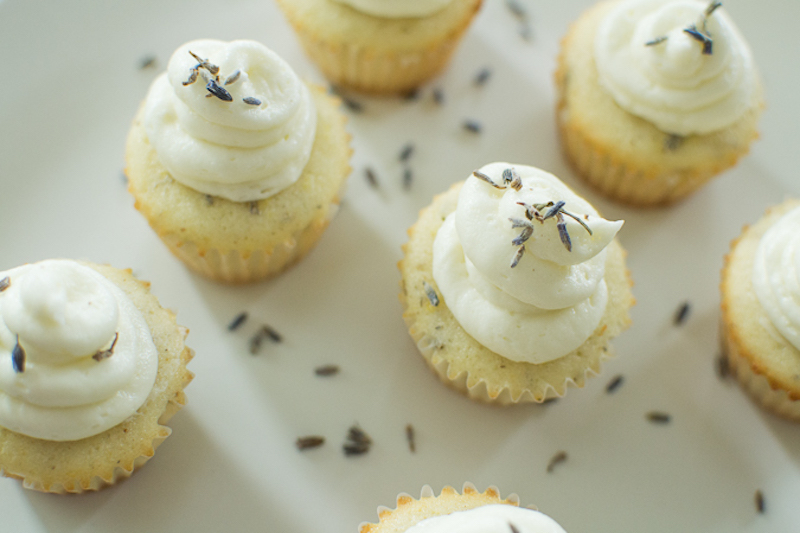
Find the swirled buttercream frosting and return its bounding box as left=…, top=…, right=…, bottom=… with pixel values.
left=594, top=0, right=758, bottom=135
left=0, top=260, right=158, bottom=441
left=330, top=0, right=454, bottom=18
left=405, top=505, right=567, bottom=533
left=753, top=206, right=800, bottom=351
left=143, top=39, right=317, bottom=202
left=432, top=163, right=623, bottom=364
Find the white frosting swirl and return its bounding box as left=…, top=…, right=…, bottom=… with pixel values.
left=405, top=505, right=567, bottom=533
left=143, top=39, right=317, bottom=202
left=432, top=163, right=623, bottom=364
left=0, top=260, right=159, bottom=441
left=330, top=0, right=453, bottom=18
left=753, top=206, right=800, bottom=351
left=594, top=0, right=758, bottom=135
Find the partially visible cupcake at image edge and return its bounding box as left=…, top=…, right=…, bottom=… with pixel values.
left=126, top=39, right=352, bottom=283
left=359, top=483, right=567, bottom=533
left=399, top=163, right=634, bottom=405
left=721, top=199, right=800, bottom=421
left=556, top=0, right=764, bottom=206
left=274, top=0, right=483, bottom=95
left=0, top=259, right=193, bottom=493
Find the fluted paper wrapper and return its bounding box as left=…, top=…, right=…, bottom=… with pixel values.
left=359, top=483, right=522, bottom=533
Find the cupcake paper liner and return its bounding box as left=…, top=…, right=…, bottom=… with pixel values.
left=155, top=196, right=342, bottom=284
left=360, top=483, right=521, bottom=533
left=0, top=266, right=194, bottom=494
left=719, top=199, right=800, bottom=422
left=722, top=325, right=800, bottom=421
left=126, top=84, right=352, bottom=284
left=557, top=117, right=723, bottom=206
left=291, top=33, right=463, bottom=95
left=276, top=0, right=482, bottom=95
left=554, top=0, right=763, bottom=207
left=398, top=182, right=633, bottom=406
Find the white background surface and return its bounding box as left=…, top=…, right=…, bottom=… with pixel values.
left=1, top=0, right=799, bottom=531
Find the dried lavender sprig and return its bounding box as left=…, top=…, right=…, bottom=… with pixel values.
left=423, top=281, right=440, bottom=307
left=510, top=245, right=525, bottom=268
left=243, top=97, right=261, bottom=106
left=463, top=120, right=482, bottom=134
left=12, top=335, right=25, bottom=373
left=399, top=143, right=415, bottom=162
left=182, top=69, right=199, bottom=86
left=0, top=277, right=9, bottom=292
left=93, top=332, right=119, bottom=362
left=224, top=69, right=241, bottom=86
left=512, top=225, right=534, bottom=246
left=606, top=374, right=624, bottom=394
left=296, top=436, right=325, bottom=450
left=645, top=36, right=668, bottom=46
left=674, top=302, right=691, bottom=325
left=403, top=168, right=413, bottom=191
left=365, top=167, right=379, bottom=188
left=315, top=365, right=340, bottom=377
left=755, top=489, right=765, bottom=514
left=546, top=451, right=568, bottom=473
left=647, top=411, right=671, bottom=424
left=705, top=1, right=722, bottom=16
left=504, top=168, right=523, bottom=190
left=557, top=213, right=572, bottom=252
left=188, top=50, right=219, bottom=75
left=684, top=24, right=713, bottom=55
left=472, top=170, right=505, bottom=189
left=405, top=424, right=416, bottom=453
left=227, top=312, right=248, bottom=331
left=206, top=78, right=233, bottom=101
left=474, top=67, right=492, bottom=87
left=559, top=210, right=593, bottom=235
left=343, top=424, right=372, bottom=456
left=543, top=201, right=566, bottom=221
left=139, top=55, right=157, bottom=69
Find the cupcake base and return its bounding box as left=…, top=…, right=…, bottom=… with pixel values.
left=125, top=84, right=352, bottom=284
left=275, top=0, right=483, bottom=95
left=720, top=200, right=800, bottom=421
left=0, top=263, right=194, bottom=493
left=360, top=483, right=519, bottom=533
left=555, top=0, right=763, bottom=207
left=399, top=182, right=634, bottom=405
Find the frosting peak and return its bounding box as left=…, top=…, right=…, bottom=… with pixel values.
left=595, top=0, right=757, bottom=135
left=753, top=206, right=800, bottom=351
left=0, top=260, right=158, bottom=441
left=143, top=39, right=317, bottom=202
left=432, top=163, right=623, bottom=364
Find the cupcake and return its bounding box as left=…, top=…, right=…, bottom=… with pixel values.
left=274, top=0, right=483, bottom=95
left=0, top=259, right=193, bottom=493
left=126, top=39, right=352, bottom=283
left=399, top=163, right=634, bottom=405
left=359, top=483, right=566, bottom=533
left=721, top=199, right=800, bottom=421
left=556, top=0, right=763, bottom=206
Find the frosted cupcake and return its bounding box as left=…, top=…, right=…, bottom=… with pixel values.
left=399, top=163, right=634, bottom=405
left=359, top=483, right=566, bottom=533
left=126, top=39, right=351, bottom=283
left=274, top=0, right=483, bottom=95
left=0, top=260, right=193, bottom=493
left=556, top=0, right=763, bottom=206
left=721, top=200, right=800, bottom=421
